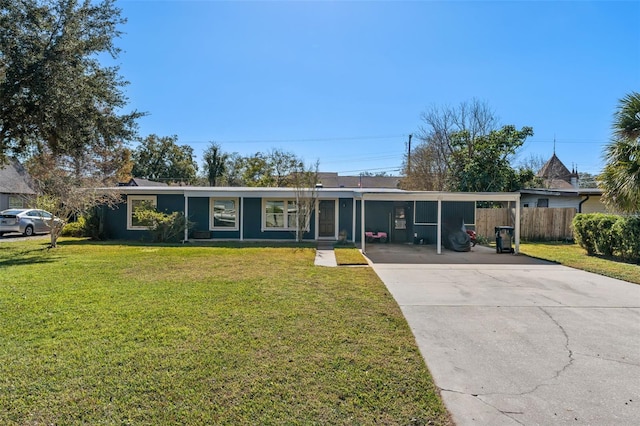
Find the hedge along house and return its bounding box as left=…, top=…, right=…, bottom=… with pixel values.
left=101, top=186, right=521, bottom=254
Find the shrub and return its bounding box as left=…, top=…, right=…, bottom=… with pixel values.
left=61, top=217, right=86, bottom=237
left=592, top=214, right=620, bottom=256
left=133, top=204, right=191, bottom=243
left=611, top=216, right=640, bottom=263
left=573, top=213, right=640, bottom=263
left=572, top=214, right=594, bottom=254
left=81, top=208, right=100, bottom=240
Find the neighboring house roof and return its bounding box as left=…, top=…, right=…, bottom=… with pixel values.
left=0, top=158, right=36, bottom=195
left=119, top=177, right=168, bottom=187
left=536, top=153, right=579, bottom=189
left=317, top=172, right=400, bottom=188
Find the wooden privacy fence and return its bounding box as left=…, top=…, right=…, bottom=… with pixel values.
left=475, top=207, right=577, bottom=241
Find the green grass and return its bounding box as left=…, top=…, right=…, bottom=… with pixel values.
left=0, top=239, right=451, bottom=425
left=520, top=241, right=640, bottom=284
left=334, top=247, right=369, bottom=266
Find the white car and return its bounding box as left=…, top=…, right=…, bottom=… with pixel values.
left=0, top=209, right=57, bottom=237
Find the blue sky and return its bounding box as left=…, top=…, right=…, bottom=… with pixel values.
left=114, top=0, right=639, bottom=177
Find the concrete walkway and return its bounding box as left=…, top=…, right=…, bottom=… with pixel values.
left=369, top=256, right=640, bottom=425
left=314, top=242, right=337, bottom=267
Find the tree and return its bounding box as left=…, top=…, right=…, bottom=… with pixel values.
left=404, top=99, right=499, bottom=190
left=0, top=0, right=143, bottom=163
left=290, top=160, right=320, bottom=242
left=516, top=153, right=546, bottom=188
left=201, top=142, right=227, bottom=186
left=0, top=0, right=143, bottom=247
left=238, top=153, right=274, bottom=187
left=220, top=152, right=246, bottom=186
left=27, top=149, right=123, bottom=247
left=601, top=92, right=640, bottom=214
left=132, top=134, right=198, bottom=184
left=217, top=149, right=310, bottom=188
left=268, top=149, right=303, bottom=187
left=447, top=125, right=534, bottom=192
left=578, top=172, right=598, bottom=189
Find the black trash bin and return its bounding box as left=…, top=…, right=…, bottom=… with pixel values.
left=495, top=226, right=514, bottom=253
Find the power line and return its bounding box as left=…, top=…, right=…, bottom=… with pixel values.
left=178, top=134, right=408, bottom=145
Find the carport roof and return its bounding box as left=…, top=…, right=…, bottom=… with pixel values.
left=355, top=189, right=520, bottom=202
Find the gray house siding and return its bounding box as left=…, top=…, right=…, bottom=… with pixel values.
left=338, top=197, right=354, bottom=240
left=102, top=203, right=134, bottom=240
left=442, top=201, right=475, bottom=226
left=365, top=201, right=393, bottom=235
left=103, top=194, right=186, bottom=240
left=414, top=201, right=438, bottom=244
left=188, top=197, right=209, bottom=236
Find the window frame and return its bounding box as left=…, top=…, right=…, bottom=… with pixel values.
left=127, top=195, right=157, bottom=230
left=209, top=197, right=239, bottom=231
left=8, top=195, right=24, bottom=209
left=262, top=198, right=304, bottom=231
left=537, top=198, right=549, bottom=208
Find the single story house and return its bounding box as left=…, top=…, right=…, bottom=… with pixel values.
left=0, top=158, right=36, bottom=210
left=519, top=188, right=607, bottom=213
left=101, top=186, right=521, bottom=254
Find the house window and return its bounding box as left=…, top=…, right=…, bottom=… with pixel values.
left=523, top=203, right=529, bottom=208
left=537, top=198, right=549, bottom=208
left=210, top=198, right=238, bottom=230
left=8, top=195, right=24, bottom=209
left=394, top=207, right=406, bottom=230
left=127, top=195, right=157, bottom=230
left=263, top=199, right=297, bottom=230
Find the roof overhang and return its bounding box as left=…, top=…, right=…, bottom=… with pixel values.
left=356, top=190, right=520, bottom=202
left=108, top=186, right=359, bottom=199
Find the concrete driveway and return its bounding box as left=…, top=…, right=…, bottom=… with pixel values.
left=368, top=245, right=640, bottom=425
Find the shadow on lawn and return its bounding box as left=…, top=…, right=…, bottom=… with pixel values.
left=0, top=245, right=61, bottom=267
left=57, top=238, right=317, bottom=250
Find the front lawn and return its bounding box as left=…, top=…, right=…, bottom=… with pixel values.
left=520, top=241, right=640, bottom=284
left=334, top=247, right=369, bottom=266
left=0, top=239, right=451, bottom=425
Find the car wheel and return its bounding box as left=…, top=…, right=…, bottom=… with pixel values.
left=24, top=225, right=34, bottom=237
left=379, top=236, right=387, bottom=243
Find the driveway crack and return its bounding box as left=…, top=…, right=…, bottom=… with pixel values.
left=539, top=306, right=575, bottom=381
left=439, top=387, right=525, bottom=425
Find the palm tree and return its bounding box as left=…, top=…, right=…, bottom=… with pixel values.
left=601, top=92, right=640, bottom=214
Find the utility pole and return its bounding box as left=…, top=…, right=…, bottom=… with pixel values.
left=407, top=134, right=413, bottom=174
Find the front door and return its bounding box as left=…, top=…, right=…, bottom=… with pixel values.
left=318, top=200, right=335, bottom=238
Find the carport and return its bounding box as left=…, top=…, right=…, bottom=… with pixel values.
left=357, top=191, right=521, bottom=255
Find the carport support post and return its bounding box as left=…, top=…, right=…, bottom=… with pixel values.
left=514, top=199, right=520, bottom=253
left=437, top=199, right=442, bottom=255
left=183, top=195, right=189, bottom=242
left=361, top=196, right=366, bottom=254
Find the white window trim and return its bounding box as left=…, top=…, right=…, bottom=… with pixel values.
left=209, top=197, right=239, bottom=231
left=8, top=195, right=24, bottom=209
left=127, top=195, right=157, bottom=230
left=262, top=198, right=308, bottom=232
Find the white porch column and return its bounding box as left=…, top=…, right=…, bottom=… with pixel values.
left=437, top=198, right=442, bottom=255
left=240, top=197, right=244, bottom=241
left=183, top=194, right=189, bottom=242
left=361, top=197, right=366, bottom=253
left=351, top=198, right=356, bottom=243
